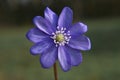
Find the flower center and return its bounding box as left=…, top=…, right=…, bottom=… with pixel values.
left=56, top=33, right=65, bottom=42
left=51, top=26, right=71, bottom=47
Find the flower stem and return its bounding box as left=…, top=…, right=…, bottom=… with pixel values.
left=53, top=62, right=58, bottom=80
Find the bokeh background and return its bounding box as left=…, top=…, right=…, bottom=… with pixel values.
left=0, top=0, right=120, bottom=80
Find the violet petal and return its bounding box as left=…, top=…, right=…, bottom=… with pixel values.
left=65, top=45, right=82, bottom=66
left=70, top=22, right=87, bottom=36
left=33, top=16, right=54, bottom=35
left=30, top=39, right=53, bottom=55
left=58, top=46, right=71, bottom=71
left=40, top=45, right=58, bottom=68
left=58, top=7, right=73, bottom=29
left=44, top=7, right=58, bottom=29
left=26, top=28, right=49, bottom=43
left=68, top=35, right=91, bottom=50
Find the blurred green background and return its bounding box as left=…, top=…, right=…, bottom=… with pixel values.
left=0, top=0, right=120, bottom=80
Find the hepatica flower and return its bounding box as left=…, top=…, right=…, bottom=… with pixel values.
left=26, top=7, right=91, bottom=71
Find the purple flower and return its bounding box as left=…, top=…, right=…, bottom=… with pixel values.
left=26, top=7, right=91, bottom=71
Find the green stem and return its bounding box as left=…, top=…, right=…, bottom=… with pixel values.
left=53, top=62, right=58, bottom=80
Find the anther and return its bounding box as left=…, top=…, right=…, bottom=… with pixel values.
left=63, top=28, right=66, bottom=30
left=51, top=27, right=71, bottom=47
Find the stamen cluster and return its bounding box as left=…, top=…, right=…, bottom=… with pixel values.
left=51, top=26, right=71, bottom=47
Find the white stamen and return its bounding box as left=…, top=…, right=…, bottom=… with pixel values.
left=57, top=26, right=60, bottom=30
left=63, top=28, right=66, bottom=30
left=67, top=31, right=70, bottom=33
left=64, top=33, right=67, bottom=36
left=60, top=31, right=64, bottom=33
left=66, top=42, right=69, bottom=44
left=69, top=36, right=71, bottom=39
left=54, top=40, right=56, bottom=43
left=51, top=27, right=71, bottom=47
left=64, top=36, right=68, bottom=39
left=61, top=27, right=64, bottom=30
left=56, top=44, right=58, bottom=47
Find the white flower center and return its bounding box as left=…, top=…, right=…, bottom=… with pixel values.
left=51, top=26, right=71, bottom=47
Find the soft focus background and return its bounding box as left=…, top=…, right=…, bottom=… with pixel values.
left=0, top=0, right=120, bottom=80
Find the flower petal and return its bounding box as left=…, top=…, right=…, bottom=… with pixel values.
left=65, top=45, right=82, bottom=66
left=58, top=7, right=73, bottom=29
left=40, top=45, right=57, bottom=68
left=26, top=28, right=49, bottom=43
left=68, top=35, right=91, bottom=50
left=70, top=22, right=87, bottom=36
left=58, top=46, right=71, bottom=71
left=44, top=7, right=58, bottom=29
left=33, top=16, right=54, bottom=35
left=30, top=38, right=53, bottom=55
